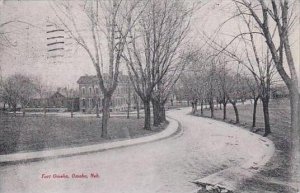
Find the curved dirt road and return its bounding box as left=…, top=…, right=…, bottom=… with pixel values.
left=0, top=108, right=272, bottom=193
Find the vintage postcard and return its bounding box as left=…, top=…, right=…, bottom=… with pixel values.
left=0, top=0, right=299, bottom=193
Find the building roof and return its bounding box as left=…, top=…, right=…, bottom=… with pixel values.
left=50, top=91, right=65, bottom=99
left=77, top=76, right=99, bottom=84
left=31, top=90, right=79, bottom=100
left=77, top=74, right=129, bottom=85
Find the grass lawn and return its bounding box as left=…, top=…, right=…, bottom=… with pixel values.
left=194, top=98, right=297, bottom=193
left=0, top=114, right=166, bottom=155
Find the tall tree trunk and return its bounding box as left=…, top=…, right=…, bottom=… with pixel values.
left=282, top=23, right=300, bottom=182
left=13, top=106, right=16, bottom=116
left=44, top=99, right=48, bottom=117
left=152, top=99, right=160, bottom=126
left=101, top=96, right=111, bottom=138
left=134, top=95, right=140, bottom=119
left=258, top=2, right=300, bottom=181
left=136, top=101, right=140, bottom=119
left=200, top=100, right=203, bottom=116
left=127, top=102, right=130, bottom=119
left=71, top=99, right=74, bottom=118
left=43, top=106, right=47, bottom=117
left=281, top=20, right=300, bottom=180
left=290, top=88, right=300, bottom=182
left=194, top=100, right=198, bottom=112
left=223, top=103, right=227, bottom=120
left=191, top=102, right=195, bottom=114
left=231, top=101, right=239, bottom=124
left=160, top=103, right=166, bottom=122
left=22, top=107, right=25, bottom=117
left=144, top=100, right=151, bottom=130
left=262, top=98, right=271, bottom=136
left=209, top=99, right=214, bottom=118
left=192, top=100, right=198, bottom=114
left=252, top=97, right=259, bottom=128
left=96, top=98, right=100, bottom=118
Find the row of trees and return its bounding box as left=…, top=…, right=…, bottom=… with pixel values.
left=219, top=0, right=299, bottom=181
left=122, top=0, right=192, bottom=129
left=179, top=1, right=297, bottom=139
left=177, top=51, right=251, bottom=125
left=185, top=0, right=299, bottom=182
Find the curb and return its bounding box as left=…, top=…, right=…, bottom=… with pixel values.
left=192, top=121, right=275, bottom=193
left=0, top=116, right=180, bottom=165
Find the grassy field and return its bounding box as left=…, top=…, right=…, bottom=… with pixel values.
left=0, top=114, right=166, bottom=155
left=195, top=98, right=297, bottom=193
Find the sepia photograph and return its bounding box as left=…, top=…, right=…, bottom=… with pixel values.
left=0, top=0, right=299, bottom=192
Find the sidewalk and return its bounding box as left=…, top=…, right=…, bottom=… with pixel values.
left=19, top=110, right=146, bottom=118
left=0, top=117, right=179, bottom=165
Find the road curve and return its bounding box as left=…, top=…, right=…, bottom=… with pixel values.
left=0, top=108, right=272, bottom=193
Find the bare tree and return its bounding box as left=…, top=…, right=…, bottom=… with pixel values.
left=35, top=79, right=51, bottom=117
left=123, top=0, right=192, bottom=130
left=185, top=49, right=209, bottom=116
left=245, top=76, right=261, bottom=128
left=133, top=93, right=140, bottom=119
left=233, top=0, right=299, bottom=130
left=177, top=74, right=198, bottom=113
left=225, top=70, right=249, bottom=124
left=151, top=48, right=193, bottom=126
left=2, top=74, right=37, bottom=116
left=215, top=60, right=231, bottom=120
left=53, top=0, right=143, bottom=138
left=66, top=88, right=78, bottom=118
left=202, top=0, right=298, bottom=137
left=205, top=58, right=219, bottom=118
left=234, top=10, right=278, bottom=135
left=151, top=64, right=184, bottom=126
left=229, top=0, right=300, bottom=180
left=179, top=74, right=197, bottom=113
left=125, top=79, right=132, bottom=119
left=178, top=49, right=214, bottom=116
left=200, top=0, right=298, bottom=135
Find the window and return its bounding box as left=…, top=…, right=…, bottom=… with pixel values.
left=82, top=99, right=86, bottom=107
left=82, top=87, right=86, bottom=95
left=95, top=87, right=99, bottom=94
left=89, top=87, right=92, bottom=94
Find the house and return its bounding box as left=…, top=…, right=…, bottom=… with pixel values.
left=27, top=91, right=79, bottom=112
left=77, top=74, right=132, bottom=113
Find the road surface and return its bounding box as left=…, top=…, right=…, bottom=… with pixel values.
left=0, top=108, right=270, bottom=193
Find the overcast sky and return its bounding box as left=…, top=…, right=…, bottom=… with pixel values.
left=0, top=0, right=299, bottom=89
